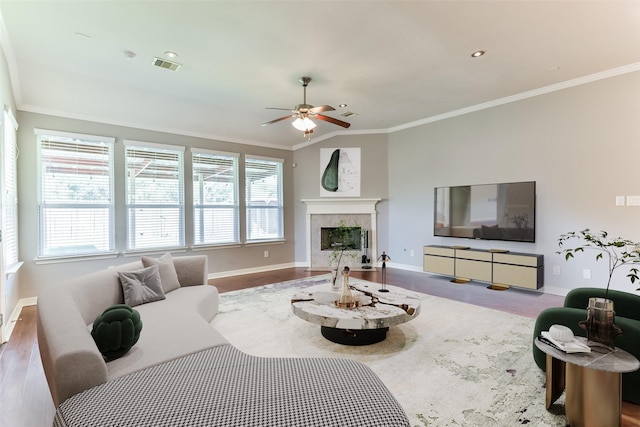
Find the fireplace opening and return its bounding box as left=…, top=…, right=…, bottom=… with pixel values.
left=320, top=227, right=362, bottom=251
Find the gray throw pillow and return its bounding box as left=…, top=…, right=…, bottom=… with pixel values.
left=141, top=252, right=181, bottom=293
left=118, top=265, right=166, bottom=307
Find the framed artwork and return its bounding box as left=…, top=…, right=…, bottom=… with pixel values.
left=319, top=147, right=361, bottom=197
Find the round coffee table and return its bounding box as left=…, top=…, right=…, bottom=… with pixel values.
left=291, top=280, right=421, bottom=345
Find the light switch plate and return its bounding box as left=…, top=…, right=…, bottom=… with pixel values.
left=616, top=196, right=626, bottom=206
left=627, top=195, right=640, bottom=206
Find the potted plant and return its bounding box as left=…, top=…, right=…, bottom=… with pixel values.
left=557, top=228, right=640, bottom=349
left=557, top=228, right=640, bottom=297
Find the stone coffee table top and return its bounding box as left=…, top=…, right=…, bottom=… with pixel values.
left=291, top=280, right=421, bottom=330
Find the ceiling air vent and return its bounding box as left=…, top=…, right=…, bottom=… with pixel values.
left=152, top=57, right=181, bottom=71
left=341, top=111, right=358, bottom=118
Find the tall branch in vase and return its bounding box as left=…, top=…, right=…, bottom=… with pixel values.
left=328, top=221, right=361, bottom=291
left=557, top=228, right=640, bottom=299
left=331, top=244, right=346, bottom=290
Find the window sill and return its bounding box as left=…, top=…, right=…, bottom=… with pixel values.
left=34, top=252, right=120, bottom=265
left=5, top=261, right=23, bottom=278
left=244, top=239, right=286, bottom=247
left=122, top=247, right=187, bottom=258
left=192, top=243, right=242, bottom=251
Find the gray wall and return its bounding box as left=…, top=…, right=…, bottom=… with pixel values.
left=293, top=133, right=389, bottom=263
left=9, top=69, right=640, bottom=305
left=385, top=71, right=640, bottom=294
left=16, top=112, right=295, bottom=300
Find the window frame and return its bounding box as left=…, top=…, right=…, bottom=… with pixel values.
left=244, top=155, right=284, bottom=243
left=2, top=109, right=19, bottom=269
left=35, top=128, right=116, bottom=260
left=192, top=148, right=240, bottom=247
left=124, top=140, right=186, bottom=252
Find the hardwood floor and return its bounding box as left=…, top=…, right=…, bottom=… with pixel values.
left=1, top=267, right=638, bottom=426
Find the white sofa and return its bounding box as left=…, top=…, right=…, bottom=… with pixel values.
left=37, top=254, right=226, bottom=407
left=39, top=254, right=411, bottom=427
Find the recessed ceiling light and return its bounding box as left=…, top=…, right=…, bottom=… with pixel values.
left=164, top=51, right=179, bottom=59
left=339, top=103, right=348, bottom=108
left=123, top=50, right=136, bottom=59
left=471, top=50, right=485, bottom=58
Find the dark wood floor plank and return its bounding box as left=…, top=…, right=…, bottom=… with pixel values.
left=1, top=267, right=637, bottom=426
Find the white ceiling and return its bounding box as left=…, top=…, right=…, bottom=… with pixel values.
left=1, top=1, right=639, bottom=150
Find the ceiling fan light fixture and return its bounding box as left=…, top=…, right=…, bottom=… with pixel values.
left=292, top=117, right=317, bottom=131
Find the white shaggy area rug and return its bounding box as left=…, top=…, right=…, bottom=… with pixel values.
left=211, top=275, right=566, bottom=426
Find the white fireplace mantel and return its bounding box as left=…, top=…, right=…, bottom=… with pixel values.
left=301, top=198, right=381, bottom=215
left=302, top=198, right=381, bottom=270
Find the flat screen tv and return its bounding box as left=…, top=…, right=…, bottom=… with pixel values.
left=434, top=181, right=536, bottom=243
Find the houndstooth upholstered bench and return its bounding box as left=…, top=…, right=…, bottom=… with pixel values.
left=53, top=345, right=410, bottom=427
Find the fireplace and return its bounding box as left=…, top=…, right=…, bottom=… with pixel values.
left=302, top=198, right=380, bottom=270
left=320, top=227, right=362, bottom=251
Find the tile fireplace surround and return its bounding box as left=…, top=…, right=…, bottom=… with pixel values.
left=302, top=198, right=381, bottom=271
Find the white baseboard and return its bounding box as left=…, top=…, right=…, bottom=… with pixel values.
left=540, top=286, right=570, bottom=297
left=207, top=262, right=297, bottom=280
left=386, top=262, right=425, bottom=273
left=2, top=296, right=37, bottom=344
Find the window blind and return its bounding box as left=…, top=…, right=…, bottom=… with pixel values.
left=2, top=110, right=18, bottom=268
left=37, top=132, right=115, bottom=257
left=125, top=143, right=184, bottom=250
left=245, top=156, right=283, bottom=241
left=192, top=150, right=239, bottom=245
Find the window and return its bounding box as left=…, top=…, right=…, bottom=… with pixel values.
left=36, top=129, right=115, bottom=258
left=245, top=156, right=283, bottom=241
left=192, top=149, right=239, bottom=245
left=125, top=141, right=184, bottom=251
left=2, top=109, right=19, bottom=268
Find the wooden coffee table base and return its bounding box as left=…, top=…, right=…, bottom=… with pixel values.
left=321, top=326, right=389, bottom=346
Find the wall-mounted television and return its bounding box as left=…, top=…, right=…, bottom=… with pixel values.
left=434, top=181, right=536, bottom=243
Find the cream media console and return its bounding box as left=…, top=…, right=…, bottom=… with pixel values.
left=423, top=245, right=544, bottom=290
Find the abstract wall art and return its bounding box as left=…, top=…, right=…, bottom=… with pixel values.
left=320, top=147, right=361, bottom=197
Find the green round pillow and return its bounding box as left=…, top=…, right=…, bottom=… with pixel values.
left=91, top=304, right=142, bottom=361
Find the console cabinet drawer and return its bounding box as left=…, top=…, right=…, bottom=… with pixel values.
left=424, top=246, right=455, bottom=257
left=424, top=255, right=455, bottom=276
left=456, top=249, right=492, bottom=262
left=493, top=253, right=541, bottom=267
left=493, top=264, right=539, bottom=290
left=456, top=259, right=492, bottom=282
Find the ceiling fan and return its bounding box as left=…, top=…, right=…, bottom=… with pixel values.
left=261, top=76, right=351, bottom=136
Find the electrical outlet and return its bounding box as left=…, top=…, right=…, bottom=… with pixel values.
left=410, top=250, right=415, bottom=257
left=583, top=269, right=591, bottom=280
left=264, top=250, right=269, bottom=258
left=553, top=265, right=560, bottom=275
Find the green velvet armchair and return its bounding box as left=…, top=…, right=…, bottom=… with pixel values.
left=533, top=287, right=640, bottom=404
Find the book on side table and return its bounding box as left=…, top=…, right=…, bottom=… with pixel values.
left=539, top=331, right=591, bottom=354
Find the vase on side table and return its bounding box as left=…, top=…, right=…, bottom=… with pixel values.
left=579, top=297, right=623, bottom=351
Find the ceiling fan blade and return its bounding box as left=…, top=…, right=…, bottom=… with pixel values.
left=309, top=105, right=335, bottom=114
left=261, top=115, right=293, bottom=126
left=265, top=107, right=293, bottom=111
left=315, top=114, right=351, bottom=128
